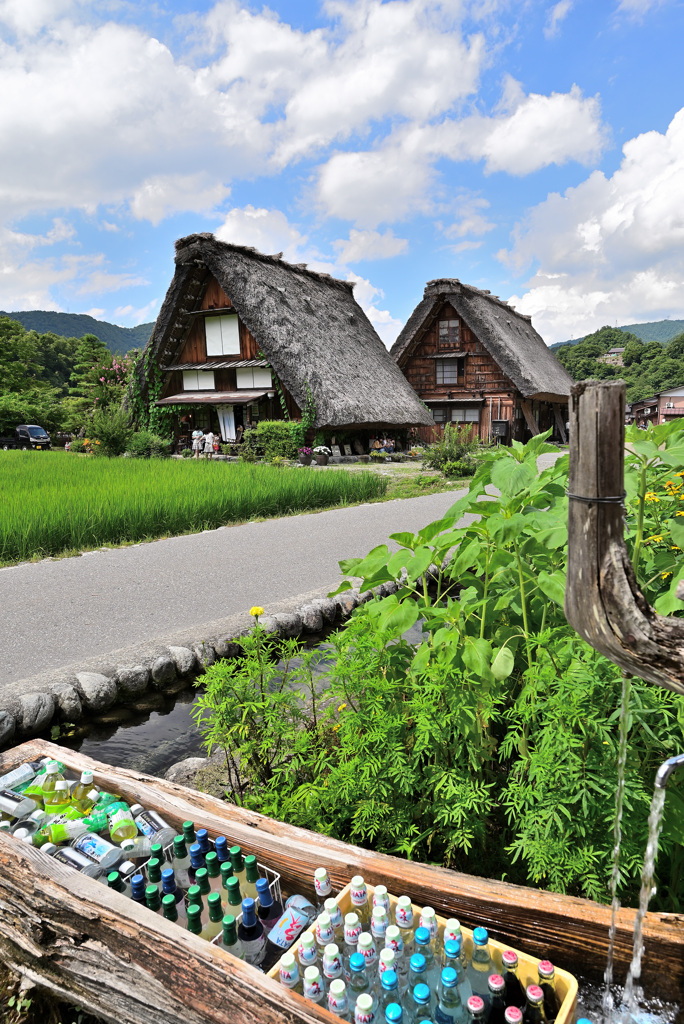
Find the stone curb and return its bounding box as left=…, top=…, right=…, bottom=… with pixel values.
left=0, top=580, right=402, bottom=748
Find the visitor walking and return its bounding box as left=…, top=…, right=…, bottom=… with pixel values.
left=192, top=428, right=204, bottom=460
left=204, top=429, right=215, bottom=459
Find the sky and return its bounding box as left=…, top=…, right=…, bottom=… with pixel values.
left=1, top=0, right=683, bottom=346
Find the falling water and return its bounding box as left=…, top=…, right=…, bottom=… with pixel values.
left=620, top=785, right=667, bottom=1022
left=602, top=673, right=633, bottom=1018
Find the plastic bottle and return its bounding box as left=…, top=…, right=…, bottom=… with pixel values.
left=130, top=874, right=147, bottom=905
left=323, top=943, right=345, bottom=991
left=10, top=809, right=48, bottom=838
left=162, top=893, right=179, bottom=924
left=488, top=975, right=508, bottom=1024
left=218, top=914, right=245, bottom=959
left=0, top=760, right=51, bottom=792
left=328, top=977, right=352, bottom=1020
left=214, top=835, right=229, bottom=863
left=522, top=986, right=547, bottom=1023
left=161, top=867, right=187, bottom=920
left=414, top=927, right=440, bottom=993
left=355, top=992, right=375, bottom=1023
left=504, top=1009, right=523, bottom=1024
left=187, top=903, right=202, bottom=936
left=242, top=854, right=259, bottom=901
left=171, top=835, right=192, bottom=889
left=536, top=962, right=561, bottom=1022
left=304, top=965, right=326, bottom=1005
left=434, top=966, right=468, bottom=1023
left=196, top=827, right=211, bottom=854
left=344, top=912, right=363, bottom=975
left=71, top=771, right=99, bottom=814
left=358, top=932, right=378, bottom=974
left=410, top=982, right=433, bottom=1021
left=107, top=802, right=137, bottom=843
left=71, top=830, right=122, bottom=871
left=107, top=870, right=131, bottom=899
left=35, top=760, right=64, bottom=805
left=465, top=928, right=493, bottom=1007
left=395, top=896, right=415, bottom=958
left=372, top=885, right=390, bottom=914
left=229, top=845, right=247, bottom=889
left=238, top=897, right=266, bottom=966
left=129, top=804, right=176, bottom=849
left=378, top=948, right=396, bottom=983
left=45, top=843, right=102, bottom=877
left=279, top=950, right=303, bottom=993
left=314, top=866, right=333, bottom=912
left=202, top=892, right=224, bottom=941
left=501, top=951, right=525, bottom=1009
left=379, top=968, right=400, bottom=1014
left=350, top=875, right=372, bottom=930
left=467, top=995, right=486, bottom=1021
left=204, top=851, right=224, bottom=898
left=145, top=884, right=163, bottom=915
left=0, top=788, right=38, bottom=820
left=188, top=842, right=206, bottom=883
left=255, top=876, right=282, bottom=934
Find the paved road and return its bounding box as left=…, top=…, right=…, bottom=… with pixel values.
left=0, top=489, right=469, bottom=685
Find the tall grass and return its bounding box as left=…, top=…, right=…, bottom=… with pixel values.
left=0, top=452, right=388, bottom=565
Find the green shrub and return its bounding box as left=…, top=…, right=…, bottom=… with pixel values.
left=255, top=420, right=304, bottom=459
left=220, top=444, right=232, bottom=456
left=181, top=448, right=193, bottom=459
left=125, top=431, right=171, bottom=459
left=443, top=458, right=476, bottom=477
left=88, top=406, right=133, bottom=457
left=68, top=438, right=86, bottom=453
left=423, top=423, right=483, bottom=471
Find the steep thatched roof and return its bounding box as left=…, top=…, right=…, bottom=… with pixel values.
left=391, top=279, right=572, bottom=401
left=139, top=234, right=432, bottom=430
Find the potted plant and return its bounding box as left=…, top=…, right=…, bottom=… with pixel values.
left=298, top=446, right=313, bottom=465
left=313, top=445, right=332, bottom=466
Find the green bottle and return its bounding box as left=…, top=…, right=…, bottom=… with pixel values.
left=220, top=861, right=234, bottom=894
left=145, top=884, right=162, bottom=914
left=225, top=876, right=242, bottom=913
left=147, top=858, right=163, bottom=885
left=202, top=892, right=224, bottom=941
left=150, top=842, right=166, bottom=864
left=229, top=845, right=247, bottom=889
left=162, top=892, right=179, bottom=923
left=195, top=867, right=212, bottom=924
left=205, top=851, right=224, bottom=900
left=218, top=914, right=245, bottom=959
left=107, top=871, right=131, bottom=898
left=186, top=884, right=205, bottom=924
left=183, top=821, right=196, bottom=846
left=187, top=903, right=202, bottom=936
left=172, top=835, right=192, bottom=889
left=242, top=854, right=259, bottom=901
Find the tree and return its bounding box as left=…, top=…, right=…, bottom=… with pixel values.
left=0, top=318, right=41, bottom=393
left=69, top=334, right=112, bottom=398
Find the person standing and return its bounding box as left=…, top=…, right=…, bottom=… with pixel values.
left=192, top=428, right=204, bottom=460
left=204, top=428, right=215, bottom=459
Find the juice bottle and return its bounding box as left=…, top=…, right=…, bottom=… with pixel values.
left=29, top=760, right=64, bottom=807
left=218, top=914, right=245, bottom=960
left=204, top=851, right=223, bottom=897
left=71, top=770, right=99, bottom=814
left=171, top=835, right=192, bottom=889
left=107, top=802, right=137, bottom=843
left=161, top=867, right=187, bottom=920
left=145, top=884, right=163, bottom=915
left=230, top=845, right=247, bottom=889
left=187, top=904, right=202, bottom=936
left=195, top=868, right=212, bottom=922
left=162, top=893, right=179, bottom=924
left=201, top=892, right=224, bottom=941
left=242, top=854, right=260, bottom=900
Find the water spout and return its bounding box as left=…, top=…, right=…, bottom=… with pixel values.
left=654, top=752, right=684, bottom=789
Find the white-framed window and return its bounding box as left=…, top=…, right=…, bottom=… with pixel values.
left=183, top=370, right=215, bottom=391
left=236, top=367, right=273, bottom=389
left=205, top=314, right=240, bottom=356
left=451, top=407, right=479, bottom=423
left=435, top=359, right=462, bottom=385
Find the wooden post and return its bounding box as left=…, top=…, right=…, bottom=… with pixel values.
left=553, top=405, right=567, bottom=444
left=520, top=400, right=540, bottom=436
left=565, top=380, right=684, bottom=695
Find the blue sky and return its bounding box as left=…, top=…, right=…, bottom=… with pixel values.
left=1, top=0, right=683, bottom=345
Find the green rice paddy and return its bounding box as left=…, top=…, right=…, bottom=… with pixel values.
left=0, top=451, right=388, bottom=565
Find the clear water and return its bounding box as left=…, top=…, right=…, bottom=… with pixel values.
left=577, top=972, right=682, bottom=1024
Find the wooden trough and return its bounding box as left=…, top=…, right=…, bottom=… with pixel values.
left=0, top=740, right=682, bottom=1024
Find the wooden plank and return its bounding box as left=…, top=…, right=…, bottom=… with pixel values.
left=565, top=381, right=684, bottom=695
left=553, top=404, right=567, bottom=443
left=520, top=400, right=540, bottom=435
left=0, top=740, right=682, bottom=1007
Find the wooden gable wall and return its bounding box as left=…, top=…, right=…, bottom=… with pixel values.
left=176, top=275, right=260, bottom=364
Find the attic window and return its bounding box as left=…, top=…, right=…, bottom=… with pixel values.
left=435, top=358, right=463, bottom=386
left=438, top=319, right=460, bottom=349
left=183, top=370, right=215, bottom=391
left=205, top=314, right=240, bottom=357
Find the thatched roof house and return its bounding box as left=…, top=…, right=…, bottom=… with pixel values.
left=391, top=278, right=573, bottom=443
left=135, top=233, right=432, bottom=441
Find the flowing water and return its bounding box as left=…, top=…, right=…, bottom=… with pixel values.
left=602, top=673, right=633, bottom=1018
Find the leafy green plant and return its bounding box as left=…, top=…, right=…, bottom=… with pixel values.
left=443, top=458, right=476, bottom=478
left=125, top=431, right=171, bottom=458
left=254, top=420, right=303, bottom=459
left=423, top=423, right=484, bottom=472
left=87, top=406, right=133, bottom=457
left=181, top=448, right=193, bottom=459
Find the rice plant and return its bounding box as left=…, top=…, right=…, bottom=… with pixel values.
left=0, top=452, right=388, bottom=565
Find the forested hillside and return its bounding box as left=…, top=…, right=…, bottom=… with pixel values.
left=555, top=325, right=684, bottom=402
left=552, top=318, right=684, bottom=350
left=0, top=311, right=154, bottom=354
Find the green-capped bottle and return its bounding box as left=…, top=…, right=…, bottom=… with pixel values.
left=107, top=870, right=131, bottom=899
left=202, top=892, right=224, bottom=942
left=182, top=820, right=196, bottom=846
left=205, top=851, right=224, bottom=900
left=162, top=892, right=179, bottom=924
left=150, top=841, right=167, bottom=864
left=242, top=854, right=259, bottom=900
left=172, top=835, right=192, bottom=889
left=145, top=884, right=162, bottom=915
left=187, top=903, right=202, bottom=936
left=195, top=868, right=212, bottom=924
left=225, top=875, right=242, bottom=913
left=186, top=884, right=205, bottom=925
left=147, top=857, right=163, bottom=886
left=220, top=860, right=234, bottom=893
left=229, top=845, right=247, bottom=889
left=217, top=914, right=245, bottom=959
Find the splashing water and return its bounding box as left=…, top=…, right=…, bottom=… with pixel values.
left=619, top=785, right=667, bottom=1022
left=602, top=673, right=632, bottom=1018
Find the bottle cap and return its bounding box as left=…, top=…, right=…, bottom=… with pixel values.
left=55, top=781, right=69, bottom=792
left=130, top=804, right=144, bottom=816
left=42, top=842, right=57, bottom=854
left=205, top=851, right=220, bottom=877
left=131, top=874, right=145, bottom=896
left=195, top=867, right=210, bottom=894
left=119, top=860, right=136, bottom=876
left=526, top=985, right=544, bottom=1003
left=502, top=949, right=519, bottom=967
left=215, top=835, right=228, bottom=859
left=324, top=942, right=339, bottom=957
left=145, top=884, right=160, bottom=909
left=358, top=932, right=374, bottom=952
left=373, top=883, right=389, bottom=904
left=187, top=903, right=202, bottom=933
left=385, top=1004, right=403, bottom=1023
left=182, top=820, right=195, bottom=841
left=413, top=984, right=430, bottom=1005
left=410, top=953, right=426, bottom=973
left=208, top=892, right=223, bottom=921
left=329, top=978, right=345, bottom=996
left=395, top=895, right=413, bottom=926
left=221, top=861, right=235, bottom=885
left=441, top=967, right=457, bottom=988
left=314, top=866, right=331, bottom=895
left=173, top=835, right=187, bottom=856
left=444, top=916, right=461, bottom=934
left=304, top=965, right=320, bottom=980
left=504, top=1010, right=523, bottom=1024
left=189, top=843, right=204, bottom=868
left=222, top=914, right=238, bottom=944
left=80, top=770, right=94, bottom=784
left=467, top=996, right=485, bottom=1013
left=147, top=858, right=162, bottom=884
left=255, top=877, right=272, bottom=907
left=538, top=960, right=555, bottom=978
left=244, top=853, right=258, bottom=882
left=241, top=897, right=257, bottom=927
left=107, top=871, right=122, bottom=888
left=381, top=968, right=398, bottom=990
left=229, top=844, right=243, bottom=869
left=120, top=839, right=136, bottom=852
left=349, top=952, right=365, bottom=973
left=300, top=932, right=315, bottom=949
left=444, top=938, right=461, bottom=958
left=45, top=761, right=60, bottom=774
left=350, top=874, right=365, bottom=888
left=13, top=828, right=30, bottom=840
left=473, top=926, right=488, bottom=945
left=356, top=993, right=373, bottom=1012
left=414, top=926, right=430, bottom=946
left=196, top=827, right=209, bottom=851
left=373, top=906, right=388, bottom=922
left=281, top=951, right=296, bottom=969
left=488, top=973, right=505, bottom=993
left=162, top=893, right=178, bottom=920
left=161, top=868, right=176, bottom=892
left=150, top=842, right=164, bottom=860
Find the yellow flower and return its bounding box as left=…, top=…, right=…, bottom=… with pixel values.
left=672, top=546, right=681, bottom=551
left=332, top=723, right=341, bottom=732
left=645, top=492, right=660, bottom=502
left=337, top=703, right=347, bottom=712
left=647, top=535, right=663, bottom=543
left=676, top=471, right=684, bottom=477
left=661, top=572, right=672, bottom=579
left=677, top=511, right=684, bottom=516
left=250, top=606, right=264, bottom=617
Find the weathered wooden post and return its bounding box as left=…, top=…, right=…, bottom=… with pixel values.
left=565, top=379, right=684, bottom=694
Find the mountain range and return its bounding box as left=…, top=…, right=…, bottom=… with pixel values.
left=551, top=319, right=684, bottom=350
left=0, top=310, right=155, bottom=354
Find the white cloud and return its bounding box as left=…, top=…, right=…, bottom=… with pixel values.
left=332, top=229, right=408, bottom=263
left=440, top=196, right=495, bottom=240
left=504, top=107, right=684, bottom=343
left=84, top=307, right=105, bottom=318
left=616, top=0, right=665, bottom=15
left=130, top=174, right=230, bottom=226
left=113, top=299, right=159, bottom=326
left=346, top=272, right=403, bottom=345
left=215, top=205, right=310, bottom=261
left=544, top=0, right=573, bottom=38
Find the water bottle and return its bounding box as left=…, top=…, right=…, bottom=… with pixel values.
left=348, top=951, right=374, bottom=1006
left=419, top=907, right=438, bottom=946
left=279, top=951, right=303, bottom=993
left=465, top=928, right=493, bottom=1007
left=329, top=978, right=353, bottom=1020
left=355, top=992, right=376, bottom=1023
left=298, top=931, right=318, bottom=971
left=323, top=943, right=345, bottom=991
left=414, top=927, right=440, bottom=992
left=378, top=947, right=396, bottom=983
left=443, top=940, right=466, bottom=988
left=129, top=804, right=176, bottom=848
left=410, top=982, right=433, bottom=1021
left=303, top=965, right=326, bottom=1005
left=358, top=932, right=378, bottom=973
left=326, top=896, right=345, bottom=942
left=314, top=866, right=333, bottom=912
left=395, top=896, right=415, bottom=958
left=317, top=912, right=336, bottom=959
left=171, top=835, right=192, bottom=889
left=344, top=912, right=363, bottom=976
left=385, top=925, right=408, bottom=992
left=434, top=966, right=468, bottom=1023
left=350, top=876, right=372, bottom=930
left=372, top=907, right=390, bottom=947
left=379, top=968, right=400, bottom=1015
left=372, top=885, right=390, bottom=914
left=408, top=953, right=428, bottom=994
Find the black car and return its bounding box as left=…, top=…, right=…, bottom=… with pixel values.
left=0, top=424, right=52, bottom=450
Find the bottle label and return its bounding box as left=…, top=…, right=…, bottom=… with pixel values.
left=359, top=946, right=376, bottom=968
left=328, top=904, right=343, bottom=929
left=53, top=848, right=93, bottom=870
left=329, top=993, right=349, bottom=1013
left=386, top=935, right=403, bottom=956
left=420, top=912, right=438, bottom=940
left=73, top=832, right=114, bottom=864
left=242, top=933, right=266, bottom=965
left=314, top=875, right=331, bottom=897
left=350, top=885, right=367, bottom=907
left=279, top=965, right=300, bottom=985
left=444, top=927, right=460, bottom=945
left=0, top=764, right=36, bottom=790
left=0, top=790, right=24, bottom=813
left=395, top=904, right=413, bottom=928
left=372, top=892, right=390, bottom=912
left=316, top=920, right=335, bottom=944
left=323, top=952, right=343, bottom=979
left=135, top=812, right=156, bottom=838
left=371, top=919, right=387, bottom=941
left=344, top=922, right=362, bottom=945
left=108, top=808, right=133, bottom=830
left=354, top=1009, right=375, bottom=1024
left=267, top=907, right=309, bottom=949
left=303, top=976, right=324, bottom=1001
left=284, top=894, right=316, bottom=922
left=298, top=941, right=318, bottom=966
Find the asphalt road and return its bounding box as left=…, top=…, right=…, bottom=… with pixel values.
left=0, top=489, right=470, bottom=685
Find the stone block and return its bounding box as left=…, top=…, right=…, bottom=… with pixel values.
left=150, top=656, right=177, bottom=689
left=55, top=686, right=83, bottom=723
left=213, top=638, right=242, bottom=660
left=311, top=598, right=337, bottom=624
left=0, top=711, right=16, bottom=747
left=164, top=757, right=208, bottom=788
left=168, top=646, right=198, bottom=676
left=193, top=643, right=216, bottom=670
left=116, top=665, right=150, bottom=698
left=76, top=672, right=117, bottom=713
left=257, top=616, right=280, bottom=635
left=18, top=692, right=56, bottom=736
left=273, top=612, right=302, bottom=637
left=299, top=604, right=323, bottom=633
left=334, top=590, right=359, bottom=618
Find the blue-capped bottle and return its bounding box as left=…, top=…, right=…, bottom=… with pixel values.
left=255, top=876, right=283, bottom=934
left=414, top=926, right=440, bottom=992
left=408, top=953, right=428, bottom=995
left=237, top=897, right=266, bottom=966
left=188, top=842, right=205, bottom=884
left=214, top=834, right=230, bottom=863
left=410, top=982, right=433, bottom=1021
left=130, top=873, right=147, bottom=906
left=195, top=827, right=210, bottom=854
left=385, top=1003, right=403, bottom=1024
left=465, top=928, right=493, bottom=1006
left=443, top=939, right=467, bottom=988
left=348, top=951, right=373, bottom=1005
left=162, top=867, right=187, bottom=920
left=435, top=966, right=468, bottom=1023
left=379, top=968, right=400, bottom=1015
